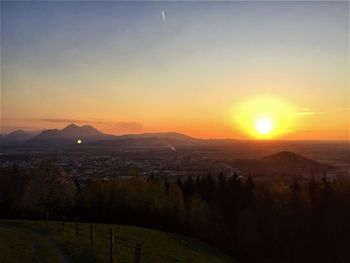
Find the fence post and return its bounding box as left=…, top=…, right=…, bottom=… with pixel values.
left=61, top=216, right=65, bottom=232
left=110, top=225, right=115, bottom=263
left=90, top=224, right=94, bottom=247
left=75, top=218, right=79, bottom=237
left=45, top=211, right=49, bottom=226
left=134, top=243, right=141, bottom=263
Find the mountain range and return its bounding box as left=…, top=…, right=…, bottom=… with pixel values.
left=1, top=123, right=201, bottom=148
left=28, top=124, right=115, bottom=144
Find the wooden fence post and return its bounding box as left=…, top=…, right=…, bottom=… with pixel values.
left=75, top=218, right=79, bottom=237
left=134, top=243, right=141, bottom=263
left=90, top=224, right=94, bottom=247
left=61, top=216, right=65, bottom=232
left=45, top=211, right=49, bottom=226
left=110, top=225, right=115, bottom=263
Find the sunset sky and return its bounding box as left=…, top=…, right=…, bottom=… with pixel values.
left=1, top=1, right=349, bottom=140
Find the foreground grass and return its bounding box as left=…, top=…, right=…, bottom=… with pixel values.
left=0, top=220, right=236, bottom=263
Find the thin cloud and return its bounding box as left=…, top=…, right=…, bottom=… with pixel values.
left=41, top=118, right=103, bottom=124
left=41, top=118, right=143, bottom=131
left=295, top=108, right=320, bottom=116
left=296, top=112, right=316, bottom=116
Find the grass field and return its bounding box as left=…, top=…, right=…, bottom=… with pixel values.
left=0, top=220, right=237, bottom=263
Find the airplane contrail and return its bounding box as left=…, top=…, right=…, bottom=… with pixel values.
left=162, top=10, right=166, bottom=23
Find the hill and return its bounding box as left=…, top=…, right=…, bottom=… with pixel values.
left=0, top=220, right=237, bottom=263
left=262, top=151, right=330, bottom=175
left=233, top=151, right=331, bottom=177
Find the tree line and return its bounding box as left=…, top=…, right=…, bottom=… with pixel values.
left=0, top=160, right=350, bottom=263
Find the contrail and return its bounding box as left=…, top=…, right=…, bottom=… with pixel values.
left=162, top=10, right=166, bottom=23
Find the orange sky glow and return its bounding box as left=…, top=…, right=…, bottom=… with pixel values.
left=1, top=1, right=349, bottom=140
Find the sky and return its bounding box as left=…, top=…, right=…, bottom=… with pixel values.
left=1, top=1, right=349, bottom=140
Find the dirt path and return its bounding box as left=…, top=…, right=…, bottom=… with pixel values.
left=0, top=223, right=69, bottom=263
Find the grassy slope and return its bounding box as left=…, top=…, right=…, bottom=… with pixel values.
left=0, top=220, right=237, bottom=263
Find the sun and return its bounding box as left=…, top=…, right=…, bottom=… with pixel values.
left=232, top=96, right=296, bottom=139
left=255, top=118, right=273, bottom=135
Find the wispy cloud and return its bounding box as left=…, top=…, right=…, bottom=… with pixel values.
left=41, top=118, right=103, bottom=124
left=296, top=112, right=316, bottom=116
left=40, top=118, right=143, bottom=132
left=295, top=108, right=320, bottom=116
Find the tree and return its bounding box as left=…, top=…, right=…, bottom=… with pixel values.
left=187, top=195, right=210, bottom=238
left=308, top=176, right=318, bottom=204
left=166, top=183, right=186, bottom=228
left=244, top=175, right=255, bottom=205
left=217, top=172, right=227, bottom=206
left=290, top=177, right=302, bottom=209
left=22, top=160, right=77, bottom=214
left=183, top=176, right=194, bottom=202
left=203, top=173, right=215, bottom=205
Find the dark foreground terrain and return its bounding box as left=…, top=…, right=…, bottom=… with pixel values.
left=0, top=220, right=236, bottom=263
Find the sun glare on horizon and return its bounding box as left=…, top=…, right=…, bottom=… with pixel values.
left=233, top=96, right=296, bottom=140
left=255, top=118, right=273, bottom=135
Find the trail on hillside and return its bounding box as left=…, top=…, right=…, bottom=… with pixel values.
left=0, top=223, right=69, bottom=263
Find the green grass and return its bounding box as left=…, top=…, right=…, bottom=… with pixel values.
left=0, top=220, right=237, bottom=263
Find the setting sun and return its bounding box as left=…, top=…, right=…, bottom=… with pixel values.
left=255, top=118, right=273, bottom=135
left=232, top=96, right=296, bottom=139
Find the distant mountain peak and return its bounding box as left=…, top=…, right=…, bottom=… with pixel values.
left=7, top=130, right=27, bottom=135
left=29, top=123, right=106, bottom=145
left=62, top=123, right=80, bottom=130
left=4, top=130, right=32, bottom=142
left=81, top=124, right=101, bottom=132
left=60, top=123, right=101, bottom=134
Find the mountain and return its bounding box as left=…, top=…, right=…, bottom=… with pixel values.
left=38, top=124, right=102, bottom=139
left=2, top=130, right=35, bottom=145
left=29, top=124, right=116, bottom=146
left=62, top=124, right=101, bottom=137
